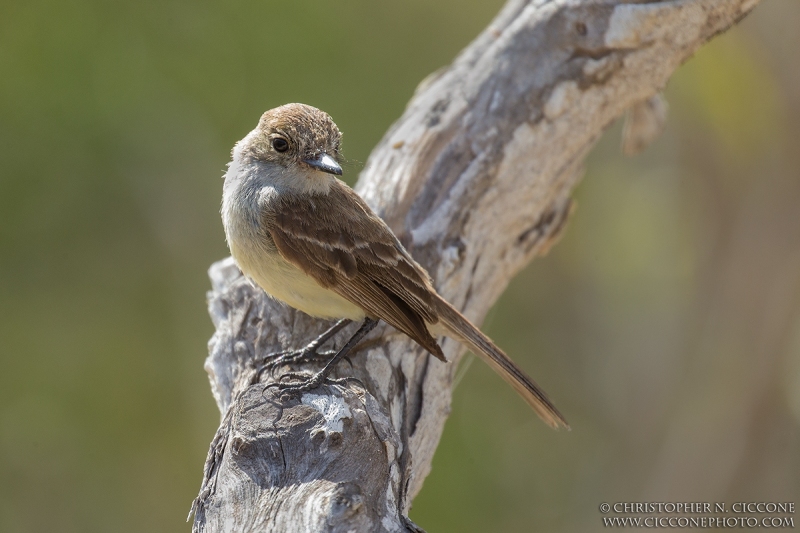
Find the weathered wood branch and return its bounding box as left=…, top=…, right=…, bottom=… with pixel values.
left=191, top=0, right=761, bottom=531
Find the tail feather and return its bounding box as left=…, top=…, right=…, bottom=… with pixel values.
left=434, top=296, right=569, bottom=429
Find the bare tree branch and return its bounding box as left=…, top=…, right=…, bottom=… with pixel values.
left=190, top=0, right=762, bottom=531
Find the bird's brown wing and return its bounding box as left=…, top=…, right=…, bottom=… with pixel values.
left=266, top=181, right=445, bottom=360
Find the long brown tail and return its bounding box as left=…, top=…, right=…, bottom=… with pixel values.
left=434, top=296, right=569, bottom=429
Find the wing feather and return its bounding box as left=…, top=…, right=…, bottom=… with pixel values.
left=266, top=181, right=444, bottom=360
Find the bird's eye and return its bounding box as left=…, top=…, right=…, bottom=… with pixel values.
left=272, top=137, right=289, bottom=152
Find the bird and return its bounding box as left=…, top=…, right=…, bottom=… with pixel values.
left=221, top=103, right=568, bottom=429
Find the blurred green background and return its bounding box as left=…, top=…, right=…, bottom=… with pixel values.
left=1, top=0, right=798, bottom=531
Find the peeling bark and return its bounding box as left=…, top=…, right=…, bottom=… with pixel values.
left=191, top=0, right=762, bottom=531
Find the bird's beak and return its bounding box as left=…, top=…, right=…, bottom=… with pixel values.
left=303, top=153, right=342, bottom=176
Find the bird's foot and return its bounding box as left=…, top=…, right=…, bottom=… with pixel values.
left=263, top=371, right=355, bottom=399
left=257, top=345, right=337, bottom=374
left=264, top=371, right=366, bottom=398
left=257, top=318, right=374, bottom=397
left=253, top=319, right=351, bottom=380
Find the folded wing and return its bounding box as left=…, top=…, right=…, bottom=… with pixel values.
left=266, top=181, right=445, bottom=361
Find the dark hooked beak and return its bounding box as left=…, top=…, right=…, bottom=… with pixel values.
left=303, top=153, right=342, bottom=176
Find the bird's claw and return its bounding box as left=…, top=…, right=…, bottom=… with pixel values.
left=258, top=348, right=336, bottom=373
left=252, top=342, right=337, bottom=385
left=263, top=371, right=330, bottom=398
left=263, top=372, right=365, bottom=400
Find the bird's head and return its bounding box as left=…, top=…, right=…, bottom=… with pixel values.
left=240, top=103, right=343, bottom=177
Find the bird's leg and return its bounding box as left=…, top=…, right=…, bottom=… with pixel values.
left=268, top=317, right=378, bottom=395
left=256, top=319, right=351, bottom=374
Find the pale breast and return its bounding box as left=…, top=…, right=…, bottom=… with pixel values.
left=229, top=238, right=366, bottom=321
left=222, top=157, right=364, bottom=321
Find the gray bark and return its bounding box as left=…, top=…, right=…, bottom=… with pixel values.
left=190, top=0, right=762, bottom=531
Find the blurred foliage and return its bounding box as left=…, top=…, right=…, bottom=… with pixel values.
left=0, top=0, right=798, bottom=532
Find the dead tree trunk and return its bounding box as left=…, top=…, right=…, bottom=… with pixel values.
left=190, top=0, right=761, bottom=530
